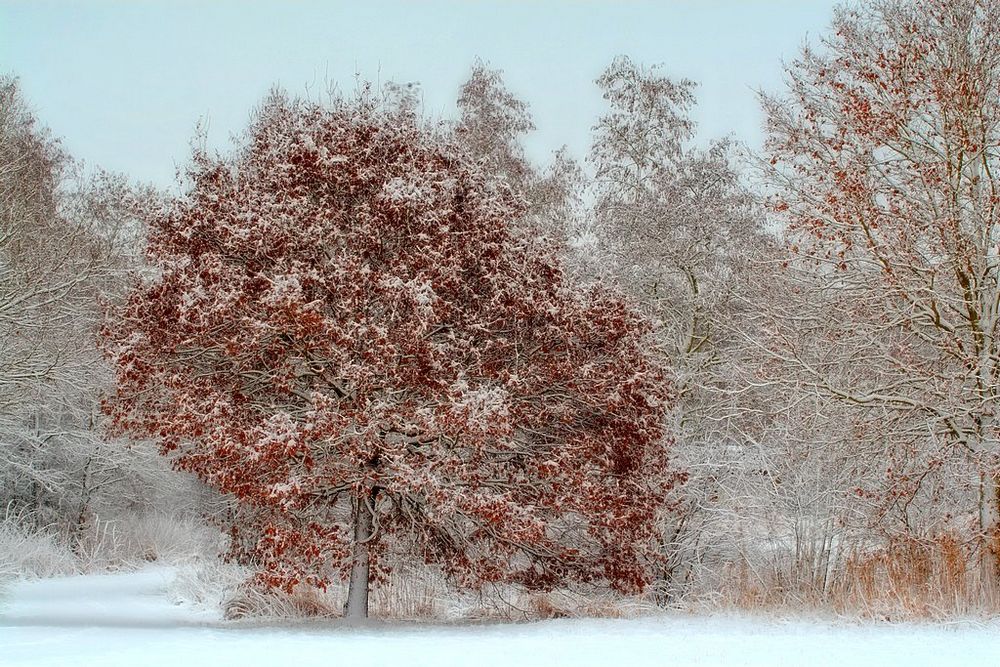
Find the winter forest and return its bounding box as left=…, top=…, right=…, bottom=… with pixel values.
left=3, top=0, right=1000, bottom=664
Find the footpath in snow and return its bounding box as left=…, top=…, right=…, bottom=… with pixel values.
left=1, top=567, right=998, bottom=667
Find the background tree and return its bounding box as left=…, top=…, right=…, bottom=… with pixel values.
left=455, top=61, right=588, bottom=250
left=0, top=76, right=184, bottom=545
left=101, top=88, right=678, bottom=619
left=761, top=0, right=1000, bottom=578
left=589, top=56, right=769, bottom=598
left=455, top=60, right=535, bottom=193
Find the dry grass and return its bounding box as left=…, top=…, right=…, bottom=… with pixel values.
left=73, top=514, right=226, bottom=571
left=703, top=533, right=1000, bottom=620
left=1, top=509, right=227, bottom=586
left=15, top=508, right=996, bottom=623
left=192, top=559, right=658, bottom=622
left=831, top=534, right=1000, bottom=619
left=224, top=583, right=342, bottom=620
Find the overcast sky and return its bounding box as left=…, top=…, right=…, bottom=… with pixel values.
left=1, top=0, right=840, bottom=187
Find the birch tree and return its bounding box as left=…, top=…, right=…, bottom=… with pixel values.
left=589, top=56, right=768, bottom=596
left=456, top=61, right=588, bottom=249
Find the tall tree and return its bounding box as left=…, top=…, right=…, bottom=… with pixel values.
left=101, top=89, right=678, bottom=618
left=762, top=0, right=1000, bottom=576
left=589, top=56, right=766, bottom=597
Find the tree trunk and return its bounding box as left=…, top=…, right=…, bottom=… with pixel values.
left=344, top=489, right=376, bottom=619
left=977, top=408, right=1000, bottom=585
left=981, top=471, right=1000, bottom=582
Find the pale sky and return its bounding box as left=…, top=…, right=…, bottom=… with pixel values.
left=1, top=1, right=840, bottom=187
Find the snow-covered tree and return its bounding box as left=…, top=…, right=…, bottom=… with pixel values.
left=101, top=88, right=679, bottom=618
left=0, top=76, right=172, bottom=539
left=761, top=0, right=1000, bottom=578
left=455, top=60, right=535, bottom=193
left=455, top=61, right=588, bottom=249
left=588, top=56, right=768, bottom=597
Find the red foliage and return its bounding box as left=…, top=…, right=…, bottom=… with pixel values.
left=100, top=91, right=677, bottom=595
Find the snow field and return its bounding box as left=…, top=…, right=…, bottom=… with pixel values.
left=2, top=568, right=999, bottom=667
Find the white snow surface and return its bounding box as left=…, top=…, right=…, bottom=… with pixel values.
left=1, top=568, right=998, bottom=667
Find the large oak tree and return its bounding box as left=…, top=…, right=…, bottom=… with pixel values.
left=101, top=89, right=677, bottom=618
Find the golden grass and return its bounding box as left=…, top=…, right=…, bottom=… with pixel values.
left=708, top=533, right=1000, bottom=620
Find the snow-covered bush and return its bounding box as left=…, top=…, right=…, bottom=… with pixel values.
left=0, top=511, right=77, bottom=581
left=72, top=514, right=226, bottom=572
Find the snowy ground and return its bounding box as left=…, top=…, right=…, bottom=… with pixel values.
left=1, top=569, right=998, bottom=667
